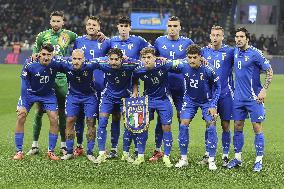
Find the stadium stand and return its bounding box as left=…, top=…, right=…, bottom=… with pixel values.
left=0, top=0, right=282, bottom=54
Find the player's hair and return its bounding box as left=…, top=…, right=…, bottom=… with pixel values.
left=73, top=49, right=84, bottom=55
left=186, top=44, right=201, bottom=55
left=235, top=27, right=250, bottom=40
left=40, top=43, right=54, bottom=53
left=88, top=16, right=101, bottom=25
left=50, top=11, right=64, bottom=18
left=140, top=47, right=156, bottom=56
left=107, top=48, right=124, bottom=58
left=117, top=16, right=131, bottom=25
left=211, top=25, right=224, bottom=33
left=168, top=16, right=180, bottom=22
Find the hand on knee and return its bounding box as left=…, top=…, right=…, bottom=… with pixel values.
left=162, top=125, right=171, bottom=132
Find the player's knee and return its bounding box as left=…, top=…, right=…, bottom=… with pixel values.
left=206, top=121, right=216, bottom=127
left=221, top=120, right=230, bottom=131
left=112, top=112, right=121, bottom=122
left=98, top=116, right=108, bottom=128
left=67, top=116, right=76, bottom=124
left=17, top=111, right=27, bottom=121
left=234, top=121, right=244, bottom=131
left=66, top=131, right=75, bottom=140
left=252, top=122, right=262, bottom=134
left=181, top=119, right=190, bottom=126
left=162, top=125, right=171, bottom=132
left=86, top=117, right=94, bottom=126
left=49, top=114, right=58, bottom=125
left=86, top=127, right=96, bottom=140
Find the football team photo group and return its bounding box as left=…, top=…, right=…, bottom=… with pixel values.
left=12, top=10, right=274, bottom=174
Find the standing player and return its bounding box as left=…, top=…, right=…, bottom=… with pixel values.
left=201, top=26, right=234, bottom=166
left=14, top=44, right=63, bottom=160
left=27, top=11, right=77, bottom=155
left=152, top=16, right=194, bottom=161
left=174, top=44, right=221, bottom=170
left=132, top=47, right=175, bottom=167
left=227, top=27, right=273, bottom=172
left=73, top=16, right=111, bottom=156
left=109, top=16, right=151, bottom=158
left=57, top=49, right=98, bottom=162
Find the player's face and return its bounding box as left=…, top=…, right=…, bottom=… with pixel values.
left=86, top=19, right=100, bottom=36
left=117, top=24, right=131, bottom=38
left=210, top=29, right=224, bottom=47
left=72, top=51, right=85, bottom=70
left=187, top=53, right=202, bottom=69
left=235, top=31, right=249, bottom=48
left=50, top=16, right=64, bottom=32
left=141, top=53, right=156, bottom=70
left=108, top=54, right=122, bottom=69
left=39, top=49, right=54, bottom=66
left=167, top=20, right=181, bottom=37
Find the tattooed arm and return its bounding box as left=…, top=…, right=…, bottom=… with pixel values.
left=257, top=67, right=273, bottom=103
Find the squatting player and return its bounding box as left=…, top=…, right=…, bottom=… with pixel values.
left=86, top=48, right=140, bottom=164
left=14, top=44, right=63, bottom=161
left=174, top=44, right=221, bottom=171
left=53, top=49, right=98, bottom=162
left=132, top=47, right=176, bottom=167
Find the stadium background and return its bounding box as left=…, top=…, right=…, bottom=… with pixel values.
left=0, top=0, right=284, bottom=188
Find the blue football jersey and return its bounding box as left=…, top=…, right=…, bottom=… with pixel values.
left=89, top=57, right=140, bottom=98
left=110, top=35, right=151, bottom=59
left=234, top=46, right=271, bottom=101
left=201, top=44, right=234, bottom=98
left=20, top=57, right=65, bottom=103
left=59, top=59, right=97, bottom=96
left=133, top=60, right=175, bottom=99
left=175, top=59, right=221, bottom=107
left=154, top=35, right=194, bottom=91
left=74, top=35, right=111, bottom=92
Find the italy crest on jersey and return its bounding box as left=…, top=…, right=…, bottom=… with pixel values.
left=58, top=33, right=70, bottom=48
left=123, top=96, right=149, bottom=133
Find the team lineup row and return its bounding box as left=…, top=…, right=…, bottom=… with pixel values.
left=13, top=11, right=273, bottom=172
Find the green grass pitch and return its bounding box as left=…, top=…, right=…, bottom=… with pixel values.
left=0, top=64, right=283, bottom=189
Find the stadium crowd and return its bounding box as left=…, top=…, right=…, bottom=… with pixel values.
left=1, top=0, right=281, bottom=54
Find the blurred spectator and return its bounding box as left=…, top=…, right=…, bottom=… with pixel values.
left=0, top=0, right=281, bottom=54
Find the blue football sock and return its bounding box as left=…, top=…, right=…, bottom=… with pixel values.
left=48, top=132, right=58, bottom=152
left=87, top=139, right=95, bottom=155
left=133, top=132, right=138, bottom=151
left=155, top=118, right=163, bottom=149
left=137, top=132, right=148, bottom=154
left=97, top=116, right=108, bottom=152
left=163, top=131, right=173, bottom=156
left=75, top=114, right=85, bottom=145
left=66, top=139, right=74, bottom=154
left=233, top=131, right=244, bottom=153
left=178, top=124, right=189, bottom=156
left=15, top=132, right=24, bottom=152
left=206, top=125, right=218, bottom=157
left=123, top=128, right=132, bottom=152
left=205, top=128, right=209, bottom=153
left=222, top=130, right=231, bottom=155
left=255, top=133, right=265, bottom=156
left=110, top=119, right=120, bottom=149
